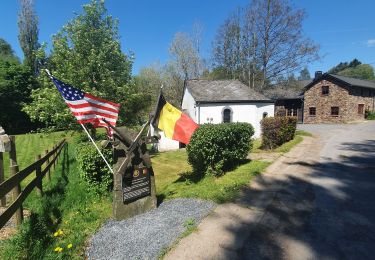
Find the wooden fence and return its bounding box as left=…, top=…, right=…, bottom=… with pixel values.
left=0, top=138, right=66, bottom=229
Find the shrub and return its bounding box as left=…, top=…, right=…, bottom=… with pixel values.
left=75, top=142, right=113, bottom=195
left=365, top=111, right=375, bottom=120
left=186, top=123, right=254, bottom=176
left=261, top=117, right=297, bottom=149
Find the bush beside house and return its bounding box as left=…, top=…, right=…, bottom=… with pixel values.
left=261, top=117, right=297, bottom=149
left=187, top=123, right=254, bottom=176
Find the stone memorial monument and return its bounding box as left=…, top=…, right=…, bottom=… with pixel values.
left=107, top=123, right=158, bottom=220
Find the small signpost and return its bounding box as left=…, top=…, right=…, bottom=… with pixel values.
left=105, top=121, right=158, bottom=220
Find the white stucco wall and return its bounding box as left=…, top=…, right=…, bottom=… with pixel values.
left=197, top=102, right=274, bottom=138
left=150, top=126, right=180, bottom=152
left=156, top=90, right=275, bottom=150
left=181, top=88, right=196, bottom=121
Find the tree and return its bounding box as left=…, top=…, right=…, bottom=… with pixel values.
left=328, top=58, right=363, bottom=74
left=24, top=0, right=145, bottom=129
left=0, top=40, right=38, bottom=134
left=337, top=64, right=375, bottom=80
left=211, top=0, right=319, bottom=89
left=18, top=0, right=39, bottom=73
left=298, top=67, right=311, bottom=80
left=169, top=32, right=201, bottom=80
left=0, top=38, right=20, bottom=64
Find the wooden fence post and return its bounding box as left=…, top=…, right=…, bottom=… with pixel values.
left=10, top=165, right=23, bottom=225
left=45, top=149, right=51, bottom=181
left=0, top=152, right=6, bottom=206
left=35, top=154, right=43, bottom=196
left=53, top=145, right=56, bottom=170
left=9, top=136, right=17, bottom=167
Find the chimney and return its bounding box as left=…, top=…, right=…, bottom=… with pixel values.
left=315, top=71, right=323, bottom=79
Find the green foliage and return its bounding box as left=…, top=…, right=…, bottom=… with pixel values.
left=24, top=0, right=147, bottom=129
left=75, top=141, right=113, bottom=195
left=365, top=111, right=375, bottom=120
left=337, top=64, right=375, bottom=80
left=187, top=123, right=254, bottom=176
left=328, top=58, right=362, bottom=74
left=0, top=59, right=40, bottom=134
left=261, top=117, right=297, bottom=149
left=0, top=38, right=20, bottom=64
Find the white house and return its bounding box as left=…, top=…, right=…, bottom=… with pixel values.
left=155, top=79, right=275, bottom=151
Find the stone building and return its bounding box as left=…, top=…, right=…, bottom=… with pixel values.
left=264, top=80, right=311, bottom=123
left=303, top=73, right=375, bottom=123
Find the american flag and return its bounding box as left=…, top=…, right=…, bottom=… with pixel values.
left=51, top=76, right=120, bottom=136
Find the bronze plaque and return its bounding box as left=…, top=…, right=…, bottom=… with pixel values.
left=123, top=166, right=151, bottom=203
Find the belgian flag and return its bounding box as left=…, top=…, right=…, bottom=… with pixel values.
left=151, top=93, right=198, bottom=144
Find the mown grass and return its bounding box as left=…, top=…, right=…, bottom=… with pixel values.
left=2, top=131, right=70, bottom=181
left=154, top=154, right=270, bottom=203
left=251, top=130, right=311, bottom=153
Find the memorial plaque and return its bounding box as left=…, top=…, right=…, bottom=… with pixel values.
left=123, top=166, right=151, bottom=203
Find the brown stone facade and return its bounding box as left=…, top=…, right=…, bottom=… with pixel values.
left=303, top=79, right=375, bottom=123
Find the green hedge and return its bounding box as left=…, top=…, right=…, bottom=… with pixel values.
left=186, top=123, right=254, bottom=176
left=261, top=117, right=297, bottom=149
left=75, top=142, right=113, bottom=195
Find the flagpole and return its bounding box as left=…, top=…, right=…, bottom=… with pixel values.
left=80, top=124, right=114, bottom=174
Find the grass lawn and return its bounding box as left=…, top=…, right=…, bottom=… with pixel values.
left=2, top=131, right=70, bottom=180
left=251, top=130, right=311, bottom=153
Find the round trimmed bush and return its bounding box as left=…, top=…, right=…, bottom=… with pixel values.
left=186, top=123, right=254, bottom=176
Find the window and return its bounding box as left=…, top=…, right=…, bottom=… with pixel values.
left=287, top=108, right=297, bottom=116
left=331, top=106, right=339, bottom=116
left=309, top=107, right=316, bottom=116
left=262, top=112, right=268, bottom=119
left=358, top=104, right=364, bottom=114
left=322, top=86, right=329, bottom=95
left=223, top=108, right=232, bottom=123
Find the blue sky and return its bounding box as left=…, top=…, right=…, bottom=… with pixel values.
left=1, top=0, right=374, bottom=76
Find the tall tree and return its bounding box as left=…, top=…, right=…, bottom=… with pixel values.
left=211, top=0, right=319, bottom=89
left=328, top=58, right=362, bottom=74
left=18, top=0, right=39, bottom=73
left=0, top=39, right=38, bottom=134
left=0, top=38, right=20, bottom=64
left=169, top=32, right=201, bottom=80
left=298, top=66, right=311, bottom=80
left=24, top=0, right=144, bottom=129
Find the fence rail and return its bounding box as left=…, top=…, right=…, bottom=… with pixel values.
left=0, top=139, right=66, bottom=229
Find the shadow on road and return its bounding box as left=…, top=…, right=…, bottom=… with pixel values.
left=222, top=138, right=375, bottom=259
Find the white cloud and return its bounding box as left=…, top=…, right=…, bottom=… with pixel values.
left=366, top=39, right=375, bottom=47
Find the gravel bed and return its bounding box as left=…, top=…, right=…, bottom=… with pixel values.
left=86, top=198, right=216, bottom=260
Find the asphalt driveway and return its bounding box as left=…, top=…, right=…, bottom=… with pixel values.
left=165, top=121, right=375, bottom=260
left=240, top=121, right=375, bottom=259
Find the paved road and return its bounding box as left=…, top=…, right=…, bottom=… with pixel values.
left=239, top=122, right=375, bottom=260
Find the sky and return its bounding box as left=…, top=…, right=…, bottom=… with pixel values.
left=1, top=0, right=374, bottom=77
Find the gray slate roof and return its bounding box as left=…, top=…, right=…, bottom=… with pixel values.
left=186, top=79, right=271, bottom=103
left=330, top=74, right=375, bottom=89
left=263, top=79, right=311, bottom=99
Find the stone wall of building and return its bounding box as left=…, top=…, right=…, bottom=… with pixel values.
left=304, top=79, right=375, bottom=123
